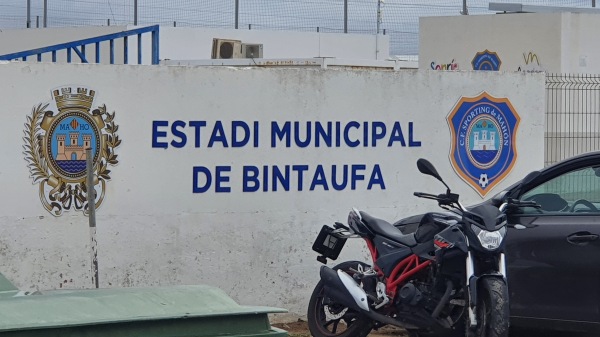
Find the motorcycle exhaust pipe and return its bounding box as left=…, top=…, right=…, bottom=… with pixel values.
left=319, top=266, right=423, bottom=330
left=319, top=266, right=370, bottom=312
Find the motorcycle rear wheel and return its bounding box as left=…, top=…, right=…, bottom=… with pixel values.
left=307, top=261, right=373, bottom=337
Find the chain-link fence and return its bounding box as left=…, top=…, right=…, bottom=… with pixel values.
left=0, top=1, right=597, bottom=56
left=546, top=74, right=600, bottom=167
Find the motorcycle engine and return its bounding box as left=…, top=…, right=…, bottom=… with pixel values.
left=396, top=281, right=438, bottom=312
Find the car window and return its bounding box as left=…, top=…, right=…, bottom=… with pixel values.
left=520, top=166, right=600, bottom=214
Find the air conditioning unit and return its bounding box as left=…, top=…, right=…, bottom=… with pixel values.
left=242, top=43, right=263, bottom=59
left=211, top=38, right=242, bottom=59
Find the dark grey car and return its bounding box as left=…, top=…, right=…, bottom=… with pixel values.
left=396, top=151, right=600, bottom=334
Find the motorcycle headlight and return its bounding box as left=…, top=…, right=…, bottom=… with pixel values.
left=471, top=225, right=506, bottom=250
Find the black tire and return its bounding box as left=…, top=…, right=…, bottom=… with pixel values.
left=468, top=277, right=509, bottom=337
left=307, top=261, right=373, bottom=337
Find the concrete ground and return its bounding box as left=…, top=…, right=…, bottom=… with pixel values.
left=272, top=321, right=406, bottom=337
left=272, top=320, right=597, bottom=337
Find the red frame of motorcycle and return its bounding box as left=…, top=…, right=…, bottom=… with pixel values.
left=365, top=238, right=432, bottom=299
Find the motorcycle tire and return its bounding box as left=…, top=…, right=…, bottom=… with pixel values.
left=307, top=261, right=373, bottom=337
left=467, top=277, right=509, bottom=337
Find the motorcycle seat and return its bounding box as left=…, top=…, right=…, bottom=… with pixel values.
left=360, top=211, right=417, bottom=247
left=393, top=213, right=425, bottom=234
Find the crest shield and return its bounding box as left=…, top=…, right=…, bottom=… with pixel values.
left=23, top=86, right=121, bottom=216
left=447, top=92, right=520, bottom=197
left=472, top=49, right=502, bottom=71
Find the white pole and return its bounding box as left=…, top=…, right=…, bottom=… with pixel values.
left=86, top=148, right=99, bottom=288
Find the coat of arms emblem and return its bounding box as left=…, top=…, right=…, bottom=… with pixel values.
left=447, top=92, right=520, bottom=197
left=471, top=49, right=502, bottom=71
left=23, top=86, right=120, bottom=216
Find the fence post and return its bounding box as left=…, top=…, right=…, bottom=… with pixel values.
left=235, top=0, right=239, bottom=29
left=27, top=0, right=31, bottom=28
left=152, top=28, right=159, bottom=65
left=134, top=0, right=138, bottom=25
left=593, top=0, right=596, bottom=7
left=36, top=15, right=39, bottom=28
left=43, top=0, right=47, bottom=27
left=461, top=0, right=469, bottom=15
left=344, top=0, right=348, bottom=33
left=376, top=0, right=382, bottom=34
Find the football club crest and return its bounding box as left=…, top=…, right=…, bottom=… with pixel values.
left=472, top=50, right=502, bottom=71
left=23, top=86, right=121, bottom=216
left=447, top=92, right=520, bottom=197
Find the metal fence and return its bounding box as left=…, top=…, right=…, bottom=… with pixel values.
left=545, top=73, right=600, bottom=166
left=1, top=1, right=598, bottom=56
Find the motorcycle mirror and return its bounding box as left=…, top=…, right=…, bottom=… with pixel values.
left=417, top=158, right=451, bottom=192
left=417, top=158, right=442, bottom=181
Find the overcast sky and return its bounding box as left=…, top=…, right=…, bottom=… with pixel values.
left=0, top=0, right=595, bottom=55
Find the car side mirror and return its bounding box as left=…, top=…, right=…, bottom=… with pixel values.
left=491, top=190, right=509, bottom=207
left=521, top=170, right=541, bottom=188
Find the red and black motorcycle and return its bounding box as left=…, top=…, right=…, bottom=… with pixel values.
left=307, top=159, right=537, bottom=337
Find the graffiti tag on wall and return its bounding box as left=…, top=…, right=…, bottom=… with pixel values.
left=431, top=59, right=459, bottom=70
left=517, top=52, right=544, bottom=73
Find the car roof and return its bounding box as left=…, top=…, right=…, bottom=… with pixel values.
left=490, top=151, right=600, bottom=201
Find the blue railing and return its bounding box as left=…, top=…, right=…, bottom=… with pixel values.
left=0, top=25, right=159, bottom=65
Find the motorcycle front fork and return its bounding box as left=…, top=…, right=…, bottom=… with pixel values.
left=466, top=252, right=507, bottom=327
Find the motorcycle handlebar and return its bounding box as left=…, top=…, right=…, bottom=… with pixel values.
left=414, top=192, right=459, bottom=208
left=413, top=192, right=438, bottom=199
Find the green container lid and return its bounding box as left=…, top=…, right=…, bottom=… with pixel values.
left=0, top=284, right=287, bottom=337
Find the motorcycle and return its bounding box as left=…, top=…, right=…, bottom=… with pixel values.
left=307, top=158, right=537, bottom=337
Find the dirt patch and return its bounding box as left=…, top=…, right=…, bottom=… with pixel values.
left=272, top=320, right=408, bottom=337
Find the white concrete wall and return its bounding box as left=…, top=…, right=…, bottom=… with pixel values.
left=152, top=27, right=389, bottom=61
left=0, top=26, right=127, bottom=64
left=0, top=62, right=544, bottom=319
left=561, top=13, right=600, bottom=73
left=420, top=13, right=563, bottom=73
left=0, top=26, right=126, bottom=55
left=0, top=25, right=390, bottom=65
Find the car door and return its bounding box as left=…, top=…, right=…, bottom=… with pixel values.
left=506, top=164, right=600, bottom=324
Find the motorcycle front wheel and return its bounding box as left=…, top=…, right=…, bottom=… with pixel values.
left=468, top=277, right=509, bottom=337
left=307, top=261, right=373, bottom=337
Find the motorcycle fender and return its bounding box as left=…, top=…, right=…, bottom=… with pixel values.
left=468, top=273, right=506, bottom=308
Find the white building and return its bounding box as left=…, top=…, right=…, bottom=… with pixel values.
left=419, top=8, right=600, bottom=73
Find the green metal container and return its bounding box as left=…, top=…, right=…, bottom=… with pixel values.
left=0, top=280, right=287, bottom=337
